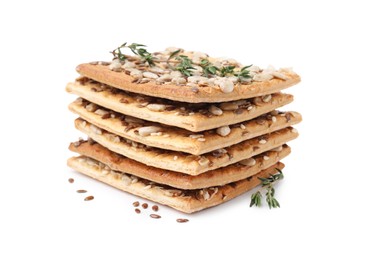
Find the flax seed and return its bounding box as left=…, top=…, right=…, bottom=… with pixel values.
left=84, top=196, right=94, bottom=201
left=176, top=218, right=189, bottom=223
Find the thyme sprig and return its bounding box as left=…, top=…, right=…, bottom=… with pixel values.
left=219, top=65, right=236, bottom=77
left=175, top=55, right=196, bottom=76
left=200, top=59, right=218, bottom=77
left=168, top=49, right=181, bottom=60
left=250, top=168, right=284, bottom=209
left=111, top=43, right=128, bottom=61
left=234, top=65, right=252, bottom=82
left=111, top=42, right=155, bottom=66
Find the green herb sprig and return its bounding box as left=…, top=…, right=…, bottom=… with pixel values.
left=200, top=59, right=218, bottom=77
left=250, top=168, right=284, bottom=209
left=219, top=65, right=236, bottom=77
left=234, top=65, right=252, bottom=82
left=128, top=43, right=155, bottom=66
left=111, top=42, right=155, bottom=66
left=111, top=43, right=128, bottom=62
left=168, top=49, right=181, bottom=60
left=175, top=55, right=196, bottom=76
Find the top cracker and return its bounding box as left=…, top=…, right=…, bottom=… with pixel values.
left=76, top=45, right=300, bottom=103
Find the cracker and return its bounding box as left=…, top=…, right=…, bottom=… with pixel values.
left=76, top=63, right=300, bottom=103
left=69, top=99, right=301, bottom=155
left=74, top=118, right=298, bottom=175
left=67, top=156, right=285, bottom=213
left=66, top=80, right=293, bottom=132
left=70, top=140, right=290, bottom=189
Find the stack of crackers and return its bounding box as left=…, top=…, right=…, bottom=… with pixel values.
left=66, top=47, right=301, bottom=213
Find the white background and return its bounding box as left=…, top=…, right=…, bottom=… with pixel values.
left=1, top=0, right=366, bottom=259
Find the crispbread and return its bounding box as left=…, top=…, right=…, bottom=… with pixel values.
left=67, top=156, right=285, bottom=213
left=66, top=80, right=294, bottom=132
left=74, top=118, right=298, bottom=175
left=69, top=140, right=290, bottom=189
left=69, top=98, right=301, bottom=155
left=76, top=63, right=300, bottom=103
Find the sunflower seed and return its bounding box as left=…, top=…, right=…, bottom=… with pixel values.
left=109, top=60, right=122, bottom=72
left=94, top=108, right=109, bottom=117
left=209, top=105, right=223, bottom=116
left=198, top=157, right=210, bottom=166
left=143, top=72, right=158, bottom=79
left=85, top=103, right=98, bottom=112
left=262, top=94, right=272, bottom=103
left=90, top=125, right=102, bottom=135
left=216, top=126, right=231, bottom=137
left=271, top=146, right=283, bottom=152
left=239, top=158, right=256, bottom=166
left=220, top=102, right=238, bottom=111
left=138, top=126, right=162, bottom=136
left=189, top=134, right=204, bottom=139
left=146, top=104, right=166, bottom=112
left=271, top=71, right=288, bottom=80
left=219, top=79, right=234, bottom=93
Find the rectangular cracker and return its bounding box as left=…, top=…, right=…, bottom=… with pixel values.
left=69, top=98, right=302, bottom=155
left=76, top=63, right=300, bottom=103
left=67, top=156, right=285, bottom=213
left=70, top=140, right=290, bottom=189
left=66, top=79, right=293, bottom=132
left=74, top=118, right=298, bottom=175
